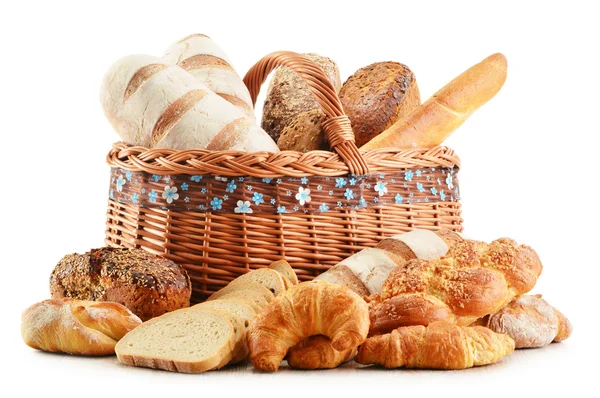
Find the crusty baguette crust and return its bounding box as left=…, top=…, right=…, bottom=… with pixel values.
left=340, top=62, right=421, bottom=147
left=361, top=53, right=507, bottom=150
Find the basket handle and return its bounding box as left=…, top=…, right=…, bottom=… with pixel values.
left=243, top=51, right=369, bottom=176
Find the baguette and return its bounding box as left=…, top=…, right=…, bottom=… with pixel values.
left=361, top=53, right=507, bottom=150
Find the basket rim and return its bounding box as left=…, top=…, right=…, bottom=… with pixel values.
left=106, top=142, right=460, bottom=177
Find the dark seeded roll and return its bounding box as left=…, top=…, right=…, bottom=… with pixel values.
left=50, top=247, right=191, bottom=321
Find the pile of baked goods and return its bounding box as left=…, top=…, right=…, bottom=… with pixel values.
left=100, top=33, right=506, bottom=152
left=22, top=230, right=571, bottom=372
left=21, top=34, right=570, bottom=374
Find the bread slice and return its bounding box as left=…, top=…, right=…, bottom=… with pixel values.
left=219, top=297, right=262, bottom=313
left=115, top=307, right=235, bottom=373
left=213, top=290, right=268, bottom=309
left=230, top=268, right=286, bottom=296
left=208, top=281, right=275, bottom=303
left=195, top=300, right=257, bottom=363
left=269, top=260, right=299, bottom=285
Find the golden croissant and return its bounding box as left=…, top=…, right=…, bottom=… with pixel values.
left=247, top=280, right=369, bottom=372
left=356, top=321, right=515, bottom=370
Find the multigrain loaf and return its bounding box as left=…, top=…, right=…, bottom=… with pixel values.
left=49, top=247, right=191, bottom=321
left=207, top=281, right=275, bottom=302
left=339, top=62, right=421, bottom=147
left=100, top=54, right=278, bottom=152
left=163, top=34, right=254, bottom=117
left=115, top=307, right=236, bottom=373
left=261, top=53, right=341, bottom=151
left=230, top=268, right=286, bottom=296
left=21, top=298, right=141, bottom=356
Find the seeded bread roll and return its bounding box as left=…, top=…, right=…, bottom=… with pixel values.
left=50, top=247, right=191, bottom=321
left=261, top=53, right=341, bottom=151
left=339, top=62, right=421, bottom=147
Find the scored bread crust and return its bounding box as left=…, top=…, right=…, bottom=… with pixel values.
left=115, top=308, right=235, bottom=373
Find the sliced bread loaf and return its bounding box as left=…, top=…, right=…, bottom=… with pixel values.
left=269, top=260, right=299, bottom=285
left=115, top=307, right=235, bottom=373
left=213, top=290, right=269, bottom=309
left=230, top=269, right=286, bottom=296
left=208, top=281, right=275, bottom=303
left=218, top=297, right=262, bottom=313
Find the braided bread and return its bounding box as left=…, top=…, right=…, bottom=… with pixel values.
left=356, top=321, right=515, bottom=370
left=369, top=238, right=543, bottom=334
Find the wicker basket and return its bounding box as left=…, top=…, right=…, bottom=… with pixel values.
left=104, top=51, right=463, bottom=303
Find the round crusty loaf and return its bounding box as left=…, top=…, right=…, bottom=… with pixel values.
left=49, top=247, right=191, bottom=321
left=261, top=53, right=341, bottom=151
left=339, top=62, right=421, bottom=147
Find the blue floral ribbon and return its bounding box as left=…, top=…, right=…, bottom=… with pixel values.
left=108, top=167, right=460, bottom=214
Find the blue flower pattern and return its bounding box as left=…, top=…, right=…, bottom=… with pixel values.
left=211, top=197, right=223, bottom=210
left=226, top=180, right=237, bottom=193
left=253, top=192, right=264, bottom=205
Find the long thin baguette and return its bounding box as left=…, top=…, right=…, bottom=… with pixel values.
left=361, top=53, right=507, bottom=150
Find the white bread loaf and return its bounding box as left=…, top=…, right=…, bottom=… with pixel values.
left=100, top=54, right=279, bottom=152
left=163, top=34, right=254, bottom=117
left=314, top=229, right=464, bottom=296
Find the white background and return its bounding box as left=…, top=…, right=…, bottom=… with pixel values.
left=2, top=0, right=598, bottom=394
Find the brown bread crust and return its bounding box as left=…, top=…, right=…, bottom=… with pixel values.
left=49, top=247, right=191, bottom=321
left=261, top=53, right=341, bottom=143
left=340, top=62, right=421, bottom=147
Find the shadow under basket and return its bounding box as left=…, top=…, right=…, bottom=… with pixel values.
left=103, top=51, right=464, bottom=303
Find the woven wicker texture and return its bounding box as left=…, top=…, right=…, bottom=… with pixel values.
left=104, top=51, right=464, bottom=303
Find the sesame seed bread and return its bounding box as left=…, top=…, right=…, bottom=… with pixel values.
left=268, top=260, right=299, bottom=285
left=115, top=307, right=235, bottom=373
left=50, top=247, right=191, bottom=321
left=229, top=269, right=286, bottom=296
left=207, top=281, right=275, bottom=303
left=213, top=290, right=269, bottom=309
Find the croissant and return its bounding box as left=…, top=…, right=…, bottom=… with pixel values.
left=21, top=298, right=141, bottom=356
left=287, top=335, right=356, bottom=370
left=485, top=294, right=572, bottom=348
left=356, top=321, right=515, bottom=370
left=247, top=280, right=369, bottom=372
left=369, top=238, right=543, bottom=334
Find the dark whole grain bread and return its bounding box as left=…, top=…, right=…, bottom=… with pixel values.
left=49, top=247, right=191, bottom=321
left=339, top=62, right=421, bottom=147
left=261, top=53, right=341, bottom=151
